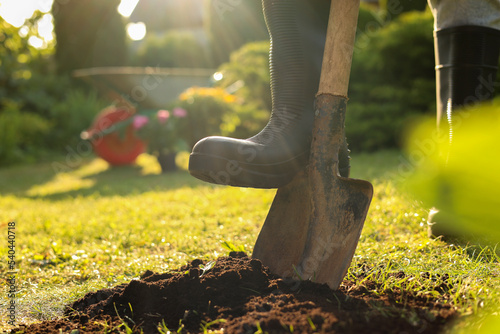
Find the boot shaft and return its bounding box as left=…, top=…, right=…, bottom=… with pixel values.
left=262, top=0, right=329, bottom=122
left=434, top=25, right=500, bottom=122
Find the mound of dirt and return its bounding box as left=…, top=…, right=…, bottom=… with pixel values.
left=13, top=253, right=457, bottom=333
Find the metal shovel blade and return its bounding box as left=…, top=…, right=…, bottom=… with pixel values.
left=252, top=171, right=311, bottom=278
left=310, top=176, right=372, bottom=287
left=295, top=94, right=373, bottom=289
left=297, top=173, right=373, bottom=288
left=252, top=170, right=372, bottom=290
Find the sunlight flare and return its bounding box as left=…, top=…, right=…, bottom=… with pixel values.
left=126, top=21, right=146, bottom=41
left=118, top=0, right=139, bottom=17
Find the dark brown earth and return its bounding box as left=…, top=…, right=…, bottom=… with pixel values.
left=12, top=252, right=457, bottom=333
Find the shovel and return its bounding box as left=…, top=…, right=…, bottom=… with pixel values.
left=252, top=0, right=373, bottom=289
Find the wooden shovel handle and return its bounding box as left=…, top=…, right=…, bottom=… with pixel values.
left=318, top=0, right=360, bottom=97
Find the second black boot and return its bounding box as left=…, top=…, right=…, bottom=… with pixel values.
left=188, top=0, right=334, bottom=188
left=428, top=25, right=500, bottom=239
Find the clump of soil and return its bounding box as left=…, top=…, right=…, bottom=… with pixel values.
left=13, top=253, right=457, bottom=333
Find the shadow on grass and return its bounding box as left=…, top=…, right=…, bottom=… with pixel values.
left=0, top=159, right=63, bottom=196
left=35, top=169, right=206, bottom=201
left=349, top=150, right=404, bottom=181
left=1, top=150, right=404, bottom=201
left=0, top=155, right=210, bottom=201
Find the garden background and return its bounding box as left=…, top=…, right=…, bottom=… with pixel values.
left=1, top=0, right=499, bottom=333
left=0, top=0, right=438, bottom=165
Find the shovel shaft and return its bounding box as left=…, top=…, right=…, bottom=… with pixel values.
left=318, top=0, right=360, bottom=97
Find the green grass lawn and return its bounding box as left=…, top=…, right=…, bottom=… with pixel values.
left=0, top=151, right=498, bottom=333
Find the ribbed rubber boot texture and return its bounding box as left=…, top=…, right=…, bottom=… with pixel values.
left=435, top=25, right=500, bottom=123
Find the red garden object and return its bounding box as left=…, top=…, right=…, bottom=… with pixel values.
left=75, top=67, right=215, bottom=166
left=85, top=107, right=145, bottom=166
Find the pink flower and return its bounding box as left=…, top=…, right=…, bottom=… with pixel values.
left=172, top=107, right=187, bottom=118
left=132, top=115, right=149, bottom=129
left=157, top=110, right=170, bottom=124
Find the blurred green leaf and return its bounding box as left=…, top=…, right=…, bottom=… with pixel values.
left=405, top=100, right=500, bottom=240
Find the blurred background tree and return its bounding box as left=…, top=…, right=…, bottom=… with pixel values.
left=129, top=0, right=268, bottom=68
left=379, top=0, right=428, bottom=18
left=130, top=0, right=204, bottom=32
left=133, top=31, right=211, bottom=68
left=347, top=9, right=435, bottom=151
left=204, top=0, right=268, bottom=65
left=0, top=14, right=53, bottom=164
left=0, top=4, right=111, bottom=166
left=52, top=0, right=128, bottom=74
left=215, top=41, right=271, bottom=111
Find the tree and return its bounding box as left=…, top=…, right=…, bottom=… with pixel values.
left=347, top=10, right=436, bottom=151
left=205, top=0, right=268, bottom=66
left=52, top=0, right=128, bottom=74
left=216, top=41, right=271, bottom=111
left=0, top=15, right=52, bottom=165
left=379, top=0, right=428, bottom=20
left=130, top=0, right=205, bottom=32
left=133, top=31, right=211, bottom=68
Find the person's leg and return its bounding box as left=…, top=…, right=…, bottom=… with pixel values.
left=428, top=0, right=500, bottom=238
left=189, top=0, right=335, bottom=189
left=428, top=0, right=500, bottom=31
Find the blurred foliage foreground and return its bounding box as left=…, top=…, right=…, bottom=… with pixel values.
left=404, top=98, right=500, bottom=333
left=406, top=99, right=500, bottom=241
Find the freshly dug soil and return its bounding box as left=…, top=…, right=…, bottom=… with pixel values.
left=13, top=253, right=457, bottom=333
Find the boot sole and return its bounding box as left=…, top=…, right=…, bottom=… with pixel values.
left=188, top=152, right=307, bottom=189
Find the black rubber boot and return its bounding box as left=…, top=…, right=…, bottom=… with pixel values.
left=428, top=25, right=500, bottom=239
left=189, top=0, right=335, bottom=188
